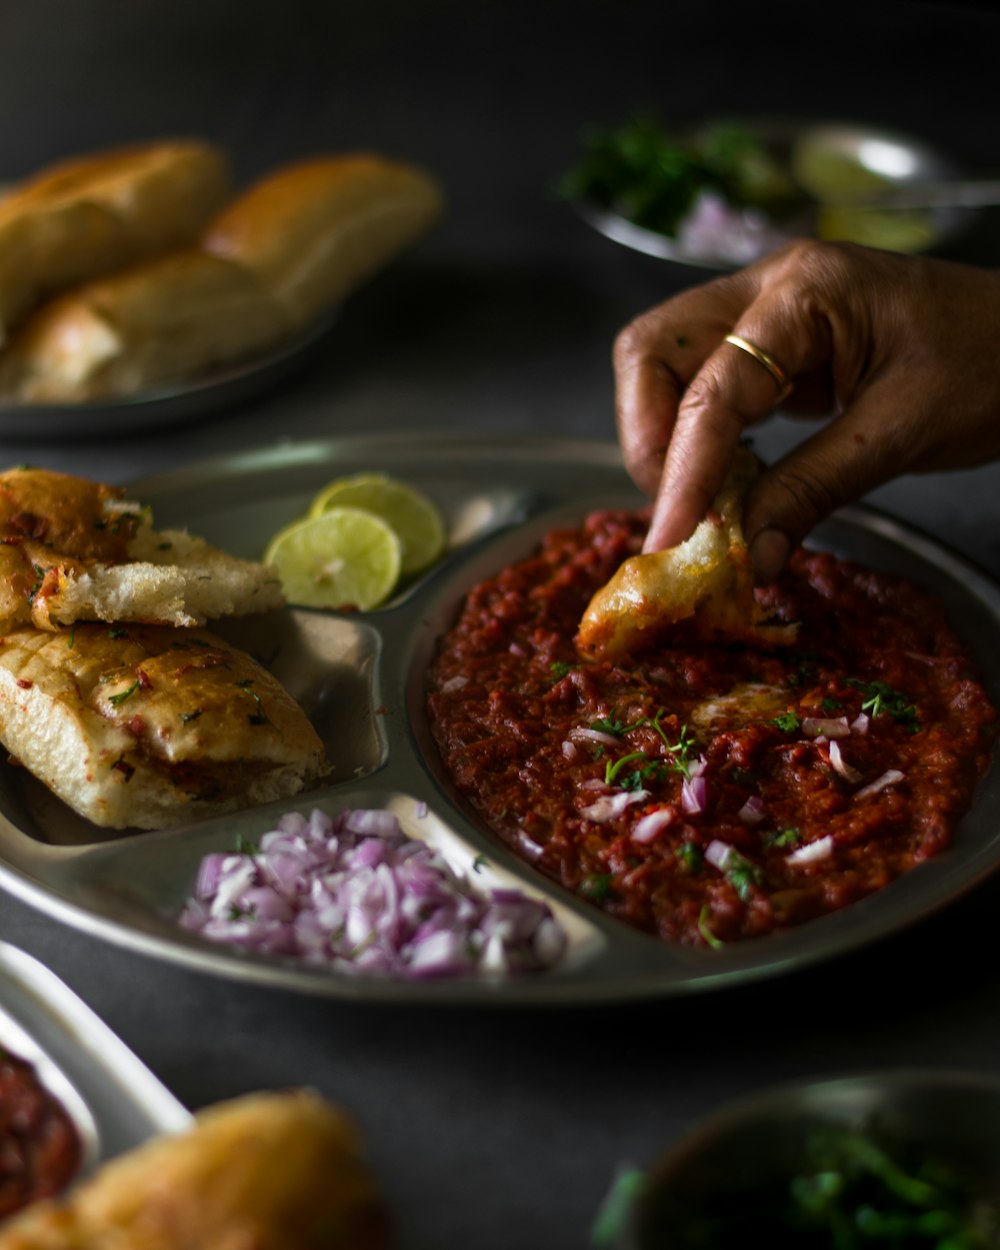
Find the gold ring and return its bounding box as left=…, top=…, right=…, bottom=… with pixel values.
left=724, top=333, right=793, bottom=404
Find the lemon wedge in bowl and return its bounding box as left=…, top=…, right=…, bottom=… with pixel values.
left=308, top=472, right=446, bottom=577
left=264, top=506, right=402, bottom=610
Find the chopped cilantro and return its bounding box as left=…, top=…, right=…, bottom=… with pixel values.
left=698, top=903, right=724, bottom=949
left=605, top=751, right=648, bottom=786
left=234, top=834, right=259, bottom=856
left=722, top=848, right=764, bottom=900
left=765, top=827, right=801, bottom=849
left=847, top=678, right=921, bottom=732
left=771, top=710, right=801, bottom=733
left=590, top=714, right=627, bottom=736
left=549, top=661, right=575, bottom=679
left=676, top=841, right=703, bottom=874
left=820, top=697, right=843, bottom=713
left=108, top=680, right=139, bottom=707
left=580, top=873, right=614, bottom=902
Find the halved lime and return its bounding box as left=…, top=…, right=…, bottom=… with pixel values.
left=263, top=506, right=402, bottom=610
left=308, top=472, right=445, bottom=577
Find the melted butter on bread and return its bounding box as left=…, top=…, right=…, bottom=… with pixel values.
left=0, top=467, right=283, bottom=633
left=576, top=448, right=799, bottom=658
left=0, top=624, right=326, bottom=829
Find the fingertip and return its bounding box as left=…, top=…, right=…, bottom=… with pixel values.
left=748, top=527, right=791, bottom=584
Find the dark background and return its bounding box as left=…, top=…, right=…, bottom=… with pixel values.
left=1, top=3, right=1000, bottom=1246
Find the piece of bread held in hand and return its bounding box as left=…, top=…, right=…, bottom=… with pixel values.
left=576, top=447, right=800, bottom=658
left=0, top=139, right=231, bottom=344
left=0, top=622, right=326, bottom=829
left=0, top=152, right=444, bottom=403
left=0, top=1090, right=390, bottom=1250
left=0, top=467, right=284, bottom=633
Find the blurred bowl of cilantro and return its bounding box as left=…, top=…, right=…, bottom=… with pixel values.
left=591, top=1070, right=1000, bottom=1249
left=559, top=117, right=976, bottom=271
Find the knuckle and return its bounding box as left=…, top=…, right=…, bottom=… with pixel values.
left=768, top=463, right=839, bottom=524
left=613, top=314, right=655, bottom=368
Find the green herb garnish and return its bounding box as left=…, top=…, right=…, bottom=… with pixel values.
left=580, top=873, right=614, bottom=903
left=848, top=678, right=921, bottom=732
left=765, top=827, right=801, bottom=849
left=549, top=661, right=575, bottom=679
left=698, top=903, right=724, bottom=949
left=108, top=680, right=139, bottom=707
left=676, top=842, right=703, bottom=874
left=721, top=847, right=764, bottom=900
left=771, top=710, right=802, bottom=734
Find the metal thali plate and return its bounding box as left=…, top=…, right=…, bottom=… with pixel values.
left=0, top=432, right=996, bottom=1004
left=0, top=941, right=190, bottom=1187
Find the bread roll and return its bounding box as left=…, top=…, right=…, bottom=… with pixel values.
left=0, top=140, right=231, bottom=341
left=0, top=622, right=326, bottom=829
left=0, top=467, right=284, bottom=632
left=0, top=151, right=443, bottom=403
left=0, top=250, right=289, bottom=403
left=0, top=1091, right=389, bottom=1250
left=202, top=153, right=445, bottom=328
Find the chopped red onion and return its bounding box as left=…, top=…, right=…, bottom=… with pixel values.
left=802, top=716, right=850, bottom=739
left=737, top=795, right=766, bottom=826
left=786, top=835, right=834, bottom=866
left=827, top=739, right=863, bottom=784
left=631, top=806, right=675, bottom=844
left=855, top=769, right=905, bottom=800
left=850, top=713, right=870, bottom=736
left=704, top=839, right=733, bottom=872
left=681, top=773, right=707, bottom=815
left=580, top=790, right=649, bottom=822
left=561, top=740, right=579, bottom=761
left=179, top=807, right=565, bottom=979
left=439, top=675, right=468, bottom=693
left=568, top=726, right=621, bottom=747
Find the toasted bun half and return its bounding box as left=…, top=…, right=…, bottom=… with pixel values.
left=0, top=140, right=231, bottom=341
left=577, top=448, right=800, bottom=657
left=0, top=1090, right=389, bottom=1250
left=202, top=153, right=445, bottom=328
left=0, top=468, right=284, bottom=633
left=0, top=623, right=326, bottom=829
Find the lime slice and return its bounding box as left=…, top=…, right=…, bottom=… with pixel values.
left=308, top=473, right=445, bottom=576
left=263, top=506, right=402, bottom=610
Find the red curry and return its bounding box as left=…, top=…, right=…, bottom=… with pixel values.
left=0, top=1045, right=82, bottom=1215
left=426, top=511, right=996, bottom=946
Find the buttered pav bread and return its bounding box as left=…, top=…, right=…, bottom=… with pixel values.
left=0, top=1091, right=388, bottom=1250
left=576, top=448, right=799, bottom=657
left=0, top=139, right=230, bottom=342
left=0, top=467, right=284, bottom=632
left=0, top=622, right=326, bottom=829
left=202, top=153, right=445, bottom=328
left=0, top=151, right=444, bottom=403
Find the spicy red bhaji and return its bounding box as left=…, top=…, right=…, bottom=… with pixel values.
left=426, top=510, right=996, bottom=947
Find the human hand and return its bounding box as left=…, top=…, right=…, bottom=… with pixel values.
left=614, top=239, right=1000, bottom=580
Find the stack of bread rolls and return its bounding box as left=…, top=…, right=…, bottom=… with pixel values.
left=0, top=139, right=444, bottom=403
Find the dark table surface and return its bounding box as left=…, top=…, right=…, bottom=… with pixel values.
left=2, top=1, right=1000, bottom=1245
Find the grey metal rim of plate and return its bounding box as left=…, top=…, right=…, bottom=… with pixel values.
left=0, top=314, right=336, bottom=439
left=0, top=433, right=995, bottom=1005
left=0, top=942, right=190, bottom=1180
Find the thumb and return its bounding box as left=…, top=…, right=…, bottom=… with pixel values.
left=744, top=379, right=920, bottom=581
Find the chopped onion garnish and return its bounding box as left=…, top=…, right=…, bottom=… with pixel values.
left=704, top=839, right=733, bottom=871
left=439, top=675, right=468, bottom=694
left=179, top=807, right=565, bottom=979
left=855, top=769, right=905, bottom=799
left=569, top=726, right=621, bottom=747
left=632, top=806, right=675, bottom=844
left=850, top=712, right=870, bottom=736
left=561, top=740, right=579, bottom=761
left=681, top=774, right=707, bottom=815
left=738, top=795, right=766, bottom=826
left=786, top=835, right=833, bottom=866
left=580, top=791, right=649, bottom=822
left=827, top=739, right=863, bottom=784
left=802, top=716, right=850, bottom=739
